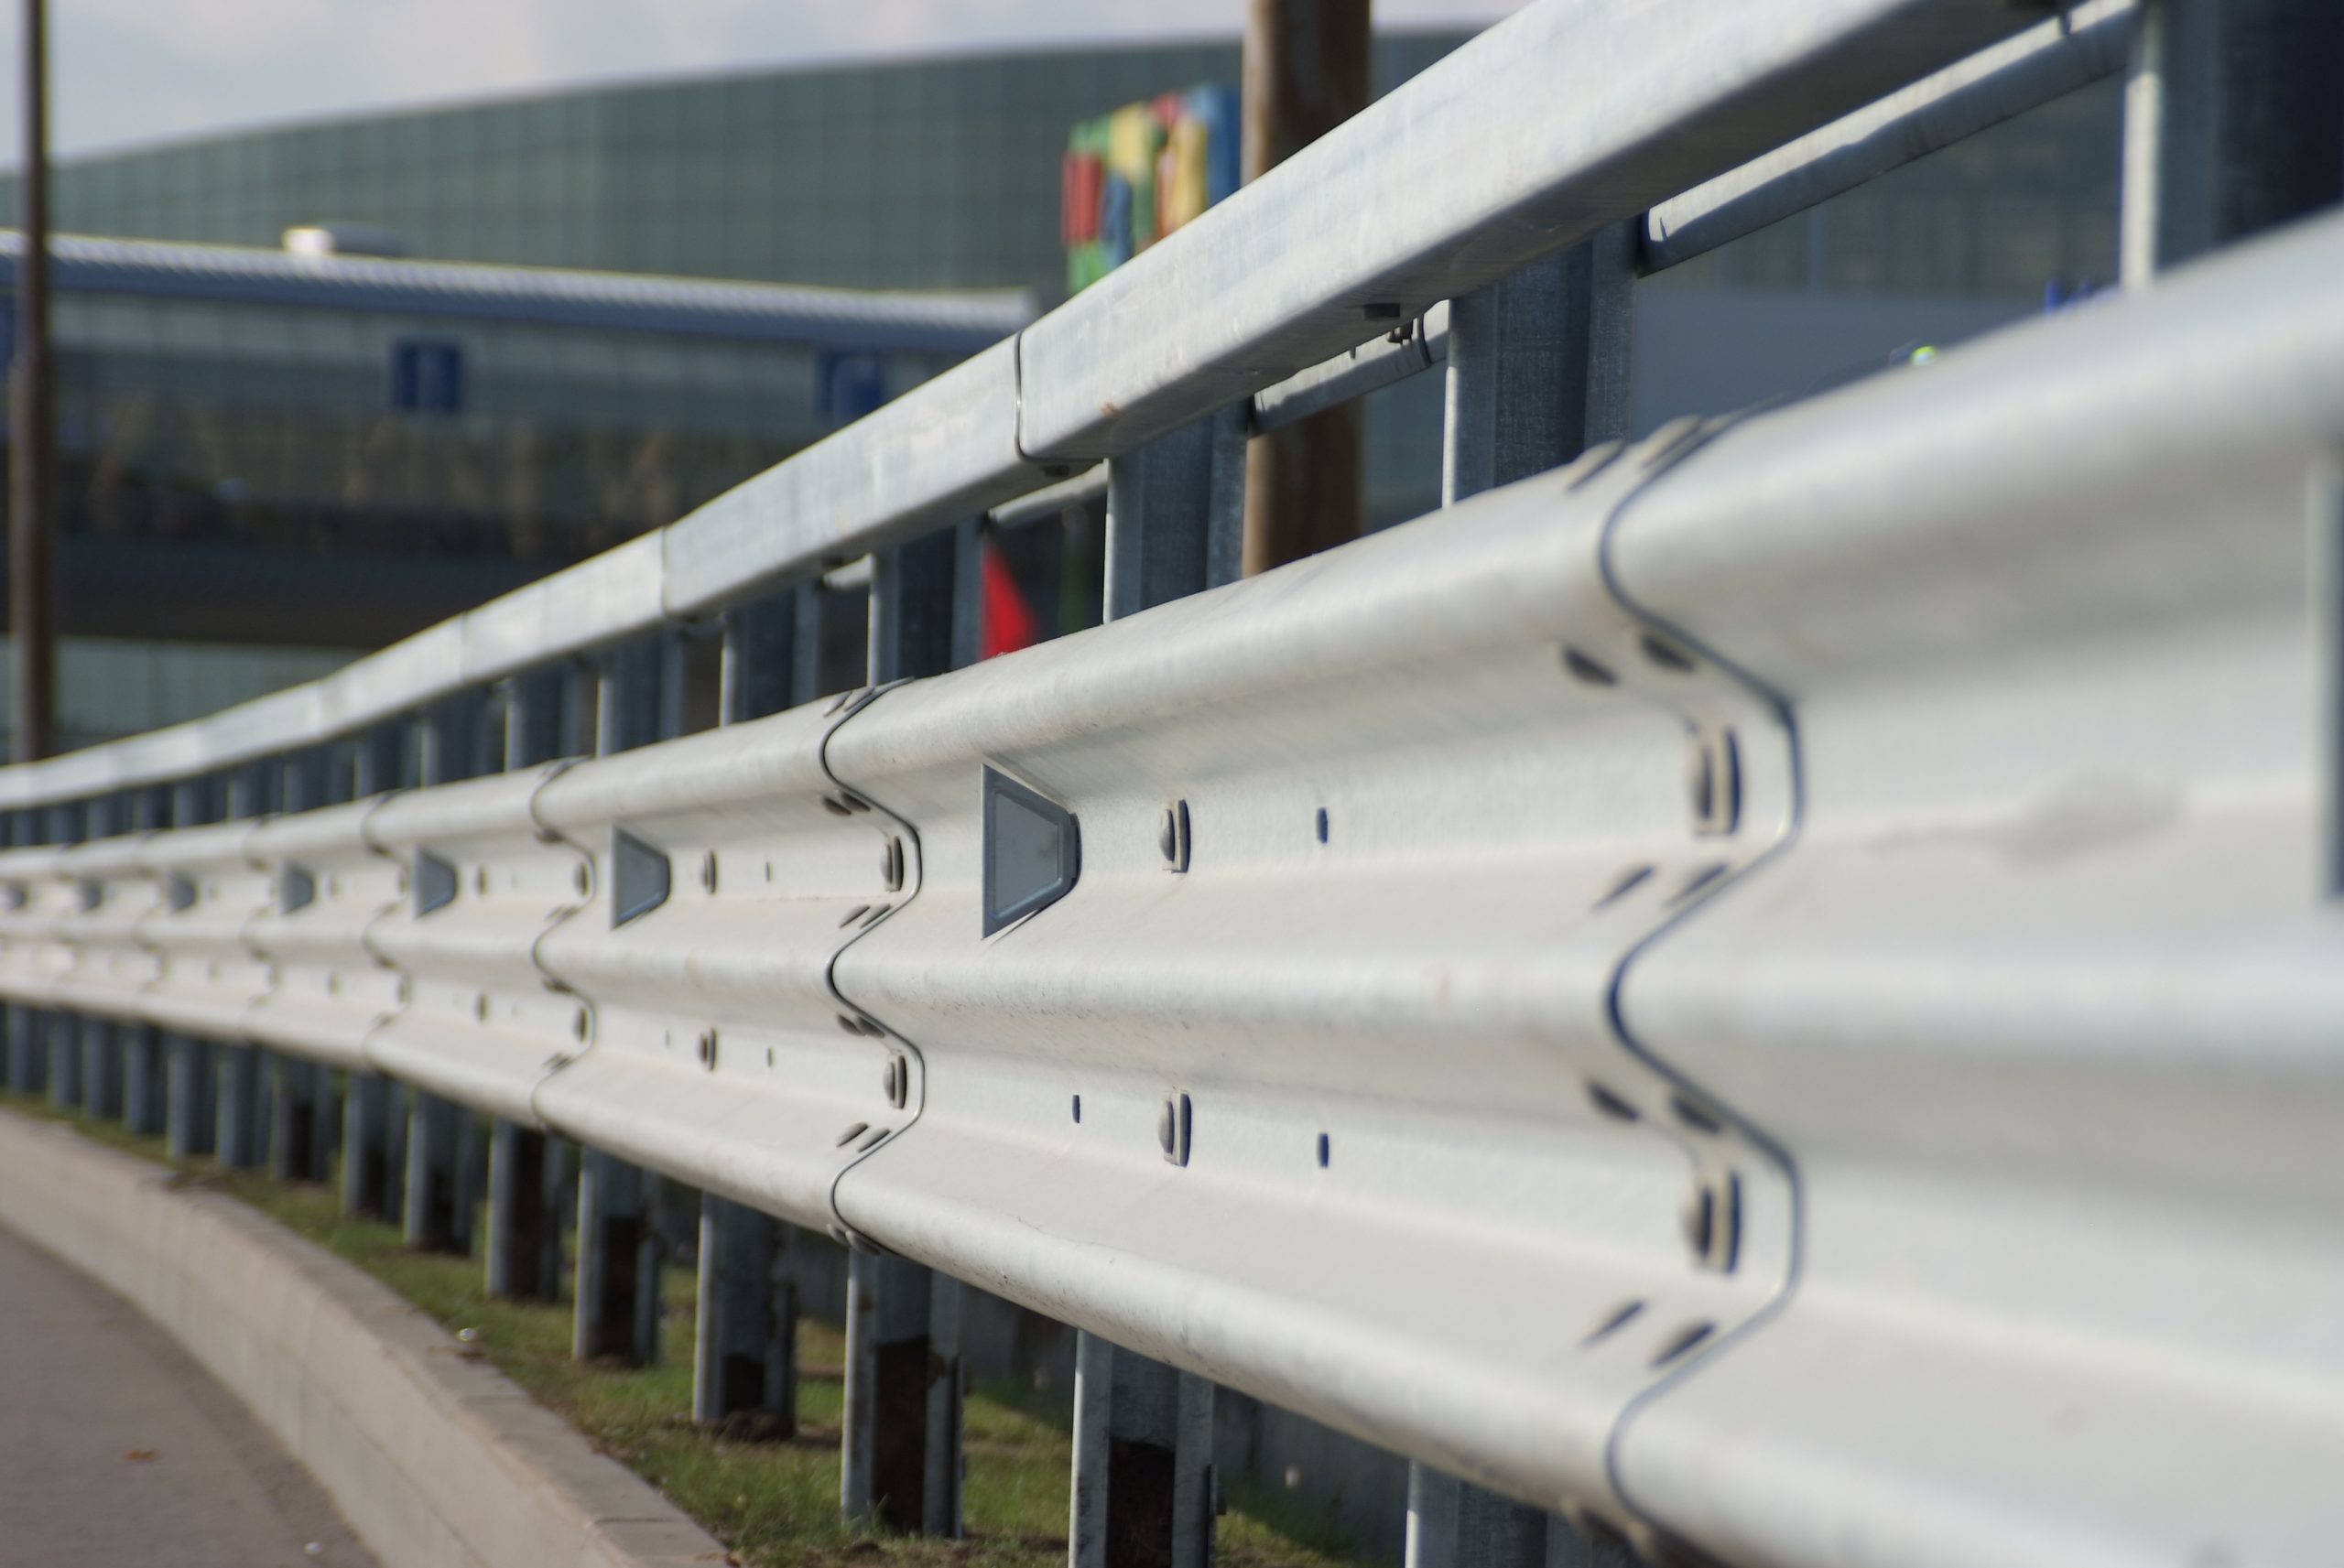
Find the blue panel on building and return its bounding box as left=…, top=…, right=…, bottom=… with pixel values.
left=389, top=339, right=465, bottom=413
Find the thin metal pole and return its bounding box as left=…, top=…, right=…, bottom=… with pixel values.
left=8, top=0, right=54, bottom=762
left=1240, top=0, right=1369, bottom=574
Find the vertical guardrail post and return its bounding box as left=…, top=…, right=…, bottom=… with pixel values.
left=267, top=747, right=332, bottom=1183
left=163, top=774, right=217, bottom=1159
left=1103, top=409, right=1247, bottom=617
left=1069, top=1334, right=1214, bottom=1568
left=2120, top=0, right=2344, bottom=287
left=121, top=785, right=170, bottom=1136
left=214, top=761, right=277, bottom=1167
left=485, top=667, right=565, bottom=1302
left=343, top=720, right=410, bottom=1220
left=1059, top=422, right=1244, bottom=1565
left=1410, top=232, right=1638, bottom=1566
left=791, top=581, right=829, bottom=706
left=574, top=634, right=681, bottom=1366
left=869, top=521, right=981, bottom=682
left=41, top=796, right=83, bottom=1110
left=842, top=535, right=978, bottom=1533
left=1405, top=1468, right=1639, bottom=1568
left=0, top=809, right=33, bottom=1096
left=1441, top=224, right=1636, bottom=508
left=843, top=1252, right=965, bottom=1532
left=77, top=792, right=125, bottom=1120
left=406, top=691, right=488, bottom=1254
left=691, top=592, right=801, bottom=1433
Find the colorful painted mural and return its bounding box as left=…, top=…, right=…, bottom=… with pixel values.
left=1062, top=84, right=1242, bottom=294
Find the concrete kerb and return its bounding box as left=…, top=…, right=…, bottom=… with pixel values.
left=0, top=1105, right=727, bottom=1568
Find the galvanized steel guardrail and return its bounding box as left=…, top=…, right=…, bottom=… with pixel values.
left=4, top=2, right=2339, bottom=1566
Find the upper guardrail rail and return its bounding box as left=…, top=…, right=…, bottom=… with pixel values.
left=0, top=0, right=2055, bottom=813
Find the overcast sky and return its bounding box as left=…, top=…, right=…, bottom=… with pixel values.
left=0, top=0, right=1516, bottom=165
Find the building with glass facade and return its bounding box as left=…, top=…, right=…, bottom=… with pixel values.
left=0, top=31, right=2129, bottom=751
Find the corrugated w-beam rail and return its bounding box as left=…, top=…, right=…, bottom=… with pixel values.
left=0, top=2, right=2339, bottom=1565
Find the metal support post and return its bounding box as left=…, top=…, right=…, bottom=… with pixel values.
left=0, top=813, right=21, bottom=1095
left=2121, top=0, right=2344, bottom=287
left=842, top=1251, right=963, bottom=1532
left=78, top=796, right=125, bottom=1120
left=43, top=1010, right=79, bottom=1109
left=1105, top=409, right=1248, bottom=620
left=118, top=791, right=168, bottom=1135
left=342, top=1074, right=393, bottom=1217
left=406, top=693, right=486, bottom=1254
left=1405, top=1466, right=1634, bottom=1568
left=80, top=1018, right=121, bottom=1119
left=2, top=1005, right=38, bottom=1095
left=688, top=599, right=809, bottom=1413
left=486, top=1119, right=559, bottom=1298
left=1069, top=1333, right=1213, bottom=1568
left=162, top=779, right=217, bottom=1155
left=215, top=1041, right=266, bottom=1167
left=695, top=1196, right=797, bottom=1431
left=214, top=764, right=276, bottom=1168
left=690, top=594, right=806, bottom=1425
left=574, top=1149, right=660, bottom=1362
left=3, top=1005, right=40, bottom=1096
left=721, top=591, right=799, bottom=723
left=870, top=521, right=981, bottom=682
left=342, top=721, right=409, bottom=1219
left=1442, top=222, right=1637, bottom=509
left=122, top=1025, right=166, bottom=1134
left=839, top=547, right=978, bottom=1531
left=268, top=1057, right=327, bottom=1182
left=405, top=1091, right=472, bottom=1252
left=574, top=637, right=679, bottom=1364
left=484, top=669, right=565, bottom=1299
left=165, top=1034, right=212, bottom=1159
left=269, top=749, right=333, bottom=1182
left=41, top=800, right=82, bottom=1109
left=790, top=582, right=829, bottom=706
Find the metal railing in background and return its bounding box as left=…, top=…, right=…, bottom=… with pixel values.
left=0, top=3, right=2339, bottom=1567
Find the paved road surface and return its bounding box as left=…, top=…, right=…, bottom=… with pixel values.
left=0, top=1220, right=376, bottom=1567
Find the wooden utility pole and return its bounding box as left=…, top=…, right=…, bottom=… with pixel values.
left=1241, top=0, right=1370, bottom=576
left=10, top=0, right=55, bottom=760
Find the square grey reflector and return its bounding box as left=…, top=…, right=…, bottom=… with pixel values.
left=612, top=828, right=670, bottom=928
left=982, top=767, right=1079, bottom=935
left=415, top=851, right=458, bottom=916
left=280, top=866, right=316, bottom=914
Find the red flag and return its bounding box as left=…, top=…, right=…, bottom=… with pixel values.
left=982, top=541, right=1039, bottom=659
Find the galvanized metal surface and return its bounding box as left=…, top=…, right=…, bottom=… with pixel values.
left=0, top=211, right=2335, bottom=1563
left=0, top=11, right=2335, bottom=1562
left=0, top=0, right=2044, bottom=815
left=1643, top=0, right=2138, bottom=272
left=1015, top=0, right=2036, bottom=460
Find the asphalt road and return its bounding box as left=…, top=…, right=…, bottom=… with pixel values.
left=0, top=1220, right=376, bottom=1567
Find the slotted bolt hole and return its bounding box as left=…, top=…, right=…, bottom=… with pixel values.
left=1651, top=1321, right=1716, bottom=1367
